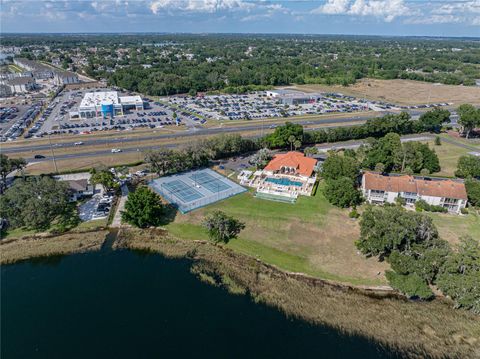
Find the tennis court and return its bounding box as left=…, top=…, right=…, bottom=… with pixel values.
left=149, top=168, right=246, bottom=213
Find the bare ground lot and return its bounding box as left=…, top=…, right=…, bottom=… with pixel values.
left=292, top=79, right=480, bottom=106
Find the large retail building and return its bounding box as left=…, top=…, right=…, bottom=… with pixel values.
left=70, top=91, right=144, bottom=119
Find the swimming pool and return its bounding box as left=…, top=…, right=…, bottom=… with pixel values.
left=265, top=177, right=303, bottom=187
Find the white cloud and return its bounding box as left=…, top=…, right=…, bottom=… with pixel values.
left=316, top=0, right=350, bottom=14
left=150, top=0, right=254, bottom=14
left=312, top=0, right=410, bottom=22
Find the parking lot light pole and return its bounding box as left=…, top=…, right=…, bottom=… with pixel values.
left=48, top=133, right=59, bottom=173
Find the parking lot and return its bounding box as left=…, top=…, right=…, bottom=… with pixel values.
left=32, top=88, right=201, bottom=138
left=167, top=91, right=377, bottom=121
left=1, top=102, right=43, bottom=142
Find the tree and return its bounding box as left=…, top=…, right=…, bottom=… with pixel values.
left=363, top=133, right=402, bottom=172
left=0, top=176, right=71, bottom=230
left=90, top=168, right=119, bottom=192
left=323, top=177, right=362, bottom=208
left=0, top=154, right=26, bottom=194
left=250, top=148, right=272, bottom=169
left=288, top=135, right=296, bottom=151
left=418, top=108, right=450, bottom=133
left=465, top=179, right=480, bottom=207
left=437, top=236, right=480, bottom=314
left=265, top=122, right=303, bottom=149
left=304, top=146, right=318, bottom=157
left=385, top=271, right=434, bottom=300
left=121, top=186, right=164, bottom=228
left=293, top=139, right=302, bottom=151
left=321, top=153, right=360, bottom=181
left=356, top=206, right=439, bottom=257
left=388, top=240, right=451, bottom=284
left=457, top=104, right=480, bottom=139
left=202, top=210, right=245, bottom=243
left=455, top=155, right=480, bottom=178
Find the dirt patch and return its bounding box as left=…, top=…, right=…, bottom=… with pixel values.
left=293, top=79, right=480, bottom=106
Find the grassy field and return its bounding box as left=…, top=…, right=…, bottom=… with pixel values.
left=165, top=188, right=389, bottom=286
left=293, top=79, right=480, bottom=106
left=430, top=212, right=480, bottom=244
left=163, top=179, right=478, bottom=286
left=424, top=139, right=471, bottom=177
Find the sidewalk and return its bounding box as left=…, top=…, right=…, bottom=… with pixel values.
left=111, top=183, right=129, bottom=227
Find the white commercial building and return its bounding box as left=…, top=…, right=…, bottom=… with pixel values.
left=55, top=71, right=80, bottom=86
left=73, top=91, right=144, bottom=119
left=362, top=172, right=468, bottom=214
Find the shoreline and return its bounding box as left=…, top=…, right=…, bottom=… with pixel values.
left=0, top=229, right=108, bottom=265
left=116, top=228, right=480, bottom=359
left=1, top=227, right=479, bottom=358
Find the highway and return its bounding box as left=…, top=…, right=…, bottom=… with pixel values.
left=3, top=114, right=384, bottom=155
left=4, top=110, right=430, bottom=163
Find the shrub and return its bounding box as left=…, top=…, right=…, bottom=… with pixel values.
left=349, top=209, right=360, bottom=219
left=385, top=271, right=434, bottom=300
left=415, top=199, right=447, bottom=213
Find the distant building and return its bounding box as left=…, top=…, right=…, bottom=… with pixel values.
left=0, top=84, right=12, bottom=97
left=2, top=77, right=36, bottom=94
left=72, top=91, right=144, bottom=119
left=54, top=71, right=80, bottom=86
left=266, top=89, right=322, bottom=105
left=361, top=172, right=468, bottom=214
left=13, top=58, right=54, bottom=79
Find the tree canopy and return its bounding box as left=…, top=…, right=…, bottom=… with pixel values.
left=0, top=176, right=72, bottom=230
left=202, top=210, right=245, bottom=244
left=356, top=205, right=439, bottom=257
left=121, top=186, right=164, bottom=228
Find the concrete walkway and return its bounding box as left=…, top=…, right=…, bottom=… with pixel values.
left=111, top=183, right=129, bottom=227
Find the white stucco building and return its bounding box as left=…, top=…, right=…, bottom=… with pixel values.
left=362, top=172, right=468, bottom=214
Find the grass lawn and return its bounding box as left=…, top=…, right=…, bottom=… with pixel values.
left=1, top=227, right=39, bottom=240
left=429, top=212, right=480, bottom=244
left=421, top=140, right=471, bottom=177
left=165, top=188, right=389, bottom=286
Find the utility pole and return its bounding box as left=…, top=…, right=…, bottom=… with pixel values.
left=48, top=134, right=58, bottom=173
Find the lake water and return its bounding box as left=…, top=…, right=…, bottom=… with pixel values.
left=1, top=249, right=402, bottom=358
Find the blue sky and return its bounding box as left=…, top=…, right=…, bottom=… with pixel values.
left=1, top=1, right=479, bottom=37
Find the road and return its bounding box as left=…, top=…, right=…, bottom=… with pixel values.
left=3, top=109, right=431, bottom=164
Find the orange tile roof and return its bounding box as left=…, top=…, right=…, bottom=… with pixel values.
left=363, top=172, right=467, bottom=200
left=264, top=151, right=317, bottom=177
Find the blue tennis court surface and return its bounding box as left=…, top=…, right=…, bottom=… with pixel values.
left=149, top=168, right=246, bottom=213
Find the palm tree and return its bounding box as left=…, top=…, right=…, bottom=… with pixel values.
left=288, top=135, right=296, bottom=151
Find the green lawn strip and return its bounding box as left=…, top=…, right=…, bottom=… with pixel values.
left=429, top=212, right=480, bottom=241
left=1, top=227, right=39, bottom=240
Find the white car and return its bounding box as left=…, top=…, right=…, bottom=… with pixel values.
left=111, top=148, right=122, bottom=153
left=74, top=141, right=83, bottom=146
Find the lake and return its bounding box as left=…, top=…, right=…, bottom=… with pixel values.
left=1, top=249, right=402, bottom=358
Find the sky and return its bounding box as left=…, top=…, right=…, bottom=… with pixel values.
left=1, top=0, right=479, bottom=37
